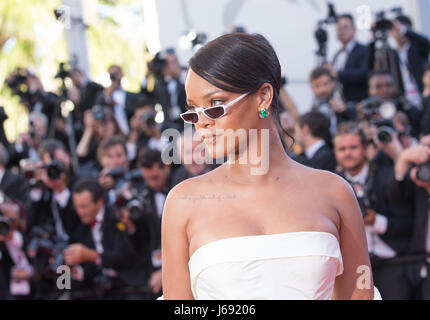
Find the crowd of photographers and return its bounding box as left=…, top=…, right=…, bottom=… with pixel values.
left=286, top=11, right=430, bottom=299
left=0, top=8, right=430, bottom=300
left=0, top=48, right=210, bottom=300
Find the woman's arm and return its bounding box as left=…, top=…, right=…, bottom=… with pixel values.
left=161, top=182, right=194, bottom=299
left=329, top=175, right=374, bottom=300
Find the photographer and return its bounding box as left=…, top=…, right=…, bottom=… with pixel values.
left=26, top=139, right=82, bottom=246
left=9, top=111, right=48, bottom=168
left=128, top=102, right=170, bottom=162
left=358, top=71, right=422, bottom=138
left=95, top=65, right=139, bottom=136
left=0, top=143, right=27, bottom=233
left=325, top=14, right=369, bottom=104
left=390, top=16, right=430, bottom=108
left=333, top=122, right=414, bottom=299
left=389, top=139, right=430, bottom=299
left=310, top=67, right=357, bottom=134
left=0, top=143, right=27, bottom=204
left=143, top=49, right=187, bottom=129
left=67, top=68, right=104, bottom=138
left=76, top=107, right=125, bottom=168
left=65, top=179, right=139, bottom=299
left=0, top=147, right=33, bottom=299
left=421, top=63, right=430, bottom=136
left=0, top=227, right=33, bottom=299
left=96, top=136, right=132, bottom=196
left=368, top=14, right=430, bottom=108
left=5, top=69, right=58, bottom=121
left=136, top=148, right=188, bottom=296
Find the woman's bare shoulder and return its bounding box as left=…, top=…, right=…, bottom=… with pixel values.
left=308, top=168, right=360, bottom=221
left=297, top=165, right=350, bottom=194
left=168, top=166, right=221, bottom=199
left=164, top=167, right=222, bottom=221
left=296, top=166, right=356, bottom=213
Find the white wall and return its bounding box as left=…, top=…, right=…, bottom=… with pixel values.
left=152, top=0, right=422, bottom=113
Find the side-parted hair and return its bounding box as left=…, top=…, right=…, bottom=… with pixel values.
left=188, top=33, right=293, bottom=142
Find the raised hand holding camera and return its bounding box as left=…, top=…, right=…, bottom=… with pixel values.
left=395, top=144, right=430, bottom=183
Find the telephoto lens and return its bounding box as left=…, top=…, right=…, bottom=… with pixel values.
left=377, top=126, right=393, bottom=144
left=45, top=160, right=65, bottom=180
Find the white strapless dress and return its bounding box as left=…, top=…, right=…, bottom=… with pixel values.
left=186, top=232, right=382, bottom=300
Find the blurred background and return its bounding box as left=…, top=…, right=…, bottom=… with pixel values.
left=1, top=0, right=429, bottom=142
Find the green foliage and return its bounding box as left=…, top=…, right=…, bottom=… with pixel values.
left=0, top=0, right=147, bottom=142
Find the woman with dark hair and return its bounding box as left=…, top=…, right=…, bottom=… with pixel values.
left=161, top=33, right=381, bottom=300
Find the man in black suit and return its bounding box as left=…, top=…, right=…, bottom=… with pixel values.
left=26, top=139, right=82, bottom=242
left=95, top=65, right=140, bottom=135
left=390, top=16, right=430, bottom=107
left=333, top=121, right=414, bottom=299
left=309, top=67, right=357, bottom=134
left=389, top=141, right=430, bottom=299
left=144, top=49, right=187, bottom=129
left=0, top=143, right=27, bottom=203
left=68, top=68, right=104, bottom=138
left=293, top=111, right=336, bottom=172
left=421, top=63, right=430, bottom=136
left=325, top=14, right=369, bottom=104
left=136, top=148, right=189, bottom=297
left=0, top=240, right=14, bottom=299
left=65, top=179, right=139, bottom=299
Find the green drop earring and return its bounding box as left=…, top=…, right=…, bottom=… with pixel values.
left=258, top=108, right=270, bottom=119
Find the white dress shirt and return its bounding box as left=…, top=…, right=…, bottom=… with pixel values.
left=398, top=42, right=422, bottom=107
left=91, top=206, right=105, bottom=254
left=112, top=89, right=130, bottom=135
left=333, top=40, right=357, bottom=72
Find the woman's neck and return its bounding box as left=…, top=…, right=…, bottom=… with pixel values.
left=225, top=122, right=292, bottom=184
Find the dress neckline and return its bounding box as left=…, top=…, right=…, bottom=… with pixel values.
left=189, top=231, right=339, bottom=261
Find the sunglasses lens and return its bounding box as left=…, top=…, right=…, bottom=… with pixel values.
left=204, top=107, right=225, bottom=119
left=181, top=112, right=199, bottom=123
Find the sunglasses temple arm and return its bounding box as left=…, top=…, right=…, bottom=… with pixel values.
left=225, top=93, right=248, bottom=109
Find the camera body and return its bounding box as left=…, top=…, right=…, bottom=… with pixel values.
left=27, top=224, right=68, bottom=276
left=43, top=160, right=65, bottom=181
left=361, top=97, right=398, bottom=120
left=141, top=111, right=157, bottom=128
left=5, top=68, right=33, bottom=106
left=107, top=167, right=156, bottom=221
left=416, top=163, right=430, bottom=183
left=91, top=104, right=106, bottom=121
left=115, top=186, right=155, bottom=221
left=147, top=52, right=168, bottom=78
left=374, top=7, right=403, bottom=33
left=55, top=62, right=70, bottom=81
